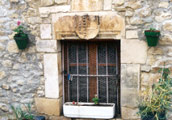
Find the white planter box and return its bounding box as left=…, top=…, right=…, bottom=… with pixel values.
left=63, top=102, right=115, bottom=119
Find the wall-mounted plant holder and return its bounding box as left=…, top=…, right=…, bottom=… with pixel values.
left=144, top=30, right=160, bottom=47
left=14, top=33, right=29, bottom=50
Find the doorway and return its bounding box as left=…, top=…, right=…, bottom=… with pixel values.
left=62, top=40, right=121, bottom=116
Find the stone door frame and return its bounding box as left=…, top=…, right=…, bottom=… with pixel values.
left=37, top=11, right=147, bottom=119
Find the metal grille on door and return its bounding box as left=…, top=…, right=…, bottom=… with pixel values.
left=62, top=41, right=120, bottom=116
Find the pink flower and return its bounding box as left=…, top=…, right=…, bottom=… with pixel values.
left=17, top=21, right=21, bottom=26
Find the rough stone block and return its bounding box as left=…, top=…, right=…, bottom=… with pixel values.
left=112, top=0, right=124, bottom=6
left=121, top=107, right=140, bottom=119
left=55, top=0, right=67, bottom=4
left=141, top=73, right=160, bottom=86
left=39, top=5, right=70, bottom=17
left=72, top=0, right=103, bottom=11
left=7, top=41, right=19, bottom=53
left=163, top=21, right=172, bottom=32
left=121, top=88, right=138, bottom=108
left=126, top=30, right=138, bottom=39
left=121, top=40, right=147, bottom=64
left=125, top=1, right=142, bottom=10
left=36, top=40, right=57, bottom=52
left=35, top=97, right=62, bottom=116
left=155, top=12, right=171, bottom=22
left=121, top=64, right=140, bottom=89
left=41, top=0, right=54, bottom=6
left=40, top=24, right=52, bottom=39
left=49, top=116, right=71, bottom=120
left=130, top=17, right=144, bottom=25
left=159, top=2, right=169, bottom=8
left=160, top=34, right=172, bottom=45
left=141, top=65, right=151, bottom=72
left=44, top=54, right=60, bottom=98
left=104, top=0, right=112, bottom=10
left=0, top=43, right=5, bottom=51
left=10, top=0, right=18, bottom=2
left=0, top=71, right=6, bottom=80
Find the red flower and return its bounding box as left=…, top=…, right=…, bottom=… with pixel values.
left=17, top=21, right=21, bottom=26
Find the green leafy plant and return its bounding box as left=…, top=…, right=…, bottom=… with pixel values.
left=14, top=21, right=27, bottom=37
left=138, top=67, right=172, bottom=120
left=11, top=104, right=34, bottom=120
left=92, top=94, right=99, bottom=105
left=149, top=27, right=156, bottom=31
left=13, top=21, right=29, bottom=50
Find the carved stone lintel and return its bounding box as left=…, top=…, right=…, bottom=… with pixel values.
left=53, top=13, right=124, bottom=40
left=75, top=15, right=100, bottom=40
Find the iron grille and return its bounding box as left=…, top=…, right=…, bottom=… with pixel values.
left=62, top=41, right=120, bottom=116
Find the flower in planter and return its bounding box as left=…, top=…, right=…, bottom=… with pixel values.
left=17, top=21, right=21, bottom=26
left=14, top=21, right=27, bottom=37
left=13, top=21, right=29, bottom=50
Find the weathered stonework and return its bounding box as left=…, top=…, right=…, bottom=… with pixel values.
left=41, top=0, right=54, bottom=7
left=104, top=0, right=112, bottom=10
left=121, top=40, right=147, bottom=64
left=40, top=24, right=52, bottom=39
left=7, top=41, right=19, bottom=53
left=44, top=54, right=60, bottom=99
left=71, top=0, right=103, bottom=11
left=35, top=97, right=62, bottom=116
left=126, top=30, right=138, bottom=39
left=53, top=12, right=125, bottom=40
left=1, top=0, right=172, bottom=119
left=39, top=5, right=70, bottom=17
left=36, top=40, right=57, bottom=52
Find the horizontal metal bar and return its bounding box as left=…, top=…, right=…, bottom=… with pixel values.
left=64, top=74, right=117, bottom=77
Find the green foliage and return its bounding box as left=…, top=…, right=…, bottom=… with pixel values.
left=92, top=94, right=99, bottom=105
left=150, top=28, right=156, bottom=31
left=13, top=22, right=27, bottom=37
left=11, top=104, right=34, bottom=120
left=138, top=67, right=172, bottom=120
left=14, top=25, right=25, bottom=34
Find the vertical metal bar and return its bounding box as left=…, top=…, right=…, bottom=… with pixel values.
left=96, top=43, right=99, bottom=98
left=62, top=42, right=65, bottom=104
left=86, top=43, right=89, bottom=102
left=116, top=45, right=119, bottom=113
left=67, top=42, right=70, bottom=101
left=106, top=42, right=109, bottom=103
left=76, top=43, right=79, bottom=102
left=116, top=46, right=118, bottom=75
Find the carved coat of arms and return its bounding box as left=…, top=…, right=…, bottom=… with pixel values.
left=75, top=15, right=100, bottom=40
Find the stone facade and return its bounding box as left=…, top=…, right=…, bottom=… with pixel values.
left=0, top=0, right=172, bottom=120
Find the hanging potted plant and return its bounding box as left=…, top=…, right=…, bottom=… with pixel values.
left=144, top=28, right=160, bottom=47
left=13, top=21, right=29, bottom=50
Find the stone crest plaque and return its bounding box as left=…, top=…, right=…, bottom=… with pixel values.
left=75, top=15, right=100, bottom=40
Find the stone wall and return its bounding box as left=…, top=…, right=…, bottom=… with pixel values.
left=0, top=0, right=172, bottom=119
left=0, top=0, right=44, bottom=119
